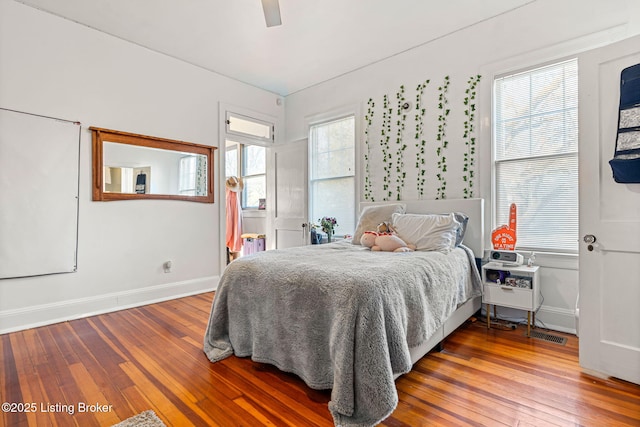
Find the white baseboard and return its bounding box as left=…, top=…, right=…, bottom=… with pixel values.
left=481, top=304, right=577, bottom=335
left=0, top=276, right=219, bottom=335
left=536, top=305, right=577, bottom=335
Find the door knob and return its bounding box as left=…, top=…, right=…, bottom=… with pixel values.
left=583, top=234, right=596, bottom=251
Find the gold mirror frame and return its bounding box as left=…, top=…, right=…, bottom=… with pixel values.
left=91, top=127, right=216, bottom=203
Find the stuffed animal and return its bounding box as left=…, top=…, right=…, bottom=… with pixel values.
left=360, top=227, right=416, bottom=253
left=376, top=221, right=394, bottom=234
left=360, top=231, right=378, bottom=248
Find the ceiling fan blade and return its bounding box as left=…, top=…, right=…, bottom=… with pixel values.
left=261, top=0, right=282, bottom=27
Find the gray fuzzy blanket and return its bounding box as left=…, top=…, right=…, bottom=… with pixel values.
left=203, top=241, right=481, bottom=426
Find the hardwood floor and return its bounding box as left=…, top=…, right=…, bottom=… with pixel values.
left=2, top=292, right=639, bottom=426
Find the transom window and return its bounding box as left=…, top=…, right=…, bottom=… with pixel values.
left=226, top=112, right=273, bottom=143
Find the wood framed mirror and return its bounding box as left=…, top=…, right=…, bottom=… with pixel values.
left=91, top=127, right=216, bottom=203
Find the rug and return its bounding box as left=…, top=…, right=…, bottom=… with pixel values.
left=111, top=410, right=166, bottom=427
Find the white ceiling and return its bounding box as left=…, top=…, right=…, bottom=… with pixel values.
left=17, top=0, right=533, bottom=96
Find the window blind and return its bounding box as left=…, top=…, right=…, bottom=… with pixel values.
left=494, top=59, right=579, bottom=253
left=310, top=116, right=356, bottom=236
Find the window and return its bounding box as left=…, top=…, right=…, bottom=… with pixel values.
left=224, top=110, right=273, bottom=210
left=309, top=116, right=356, bottom=237
left=179, top=155, right=207, bottom=196
left=225, top=144, right=238, bottom=178
left=493, top=59, right=578, bottom=253
left=226, top=112, right=273, bottom=143
left=241, top=144, right=266, bottom=209
left=225, top=141, right=266, bottom=209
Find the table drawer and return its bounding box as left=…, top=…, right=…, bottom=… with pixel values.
left=483, top=284, right=533, bottom=310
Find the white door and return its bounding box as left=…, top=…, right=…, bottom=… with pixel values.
left=269, top=139, right=309, bottom=249
left=578, top=34, right=640, bottom=385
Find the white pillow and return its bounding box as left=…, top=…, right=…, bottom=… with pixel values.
left=352, top=203, right=406, bottom=245
left=392, top=212, right=460, bottom=253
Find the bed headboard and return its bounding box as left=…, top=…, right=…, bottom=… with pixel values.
left=359, top=198, right=485, bottom=257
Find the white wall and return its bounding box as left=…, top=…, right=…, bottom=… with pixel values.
left=3, top=0, right=639, bottom=334
left=284, top=0, right=640, bottom=333
left=0, top=0, right=284, bottom=333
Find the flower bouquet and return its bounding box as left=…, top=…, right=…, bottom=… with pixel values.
left=319, top=216, right=338, bottom=242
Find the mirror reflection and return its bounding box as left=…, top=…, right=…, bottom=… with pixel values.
left=91, top=127, right=216, bottom=203
left=103, top=143, right=208, bottom=196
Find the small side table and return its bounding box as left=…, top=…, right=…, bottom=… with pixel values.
left=481, top=262, right=540, bottom=337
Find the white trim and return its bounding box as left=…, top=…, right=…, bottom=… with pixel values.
left=242, top=209, right=267, bottom=218
left=0, top=276, right=219, bottom=334
left=219, top=102, right=279, bottom=274
left=537, top=305, right=577, bottom=334
left=306, top=103, right=362, bottom=234
left=226, top=111, right=274, bottom=145
left=480, top=303, right=576, bottom=334
left=482, top=250, right=578, bottom=270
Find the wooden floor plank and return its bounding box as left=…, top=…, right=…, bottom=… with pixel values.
left=2, top=292, right=640, bottom=426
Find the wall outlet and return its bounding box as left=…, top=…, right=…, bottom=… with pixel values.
left=163, top=260, right=172, bottom=273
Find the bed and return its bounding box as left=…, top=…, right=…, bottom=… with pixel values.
left=204, top=198, right=484, bottom=426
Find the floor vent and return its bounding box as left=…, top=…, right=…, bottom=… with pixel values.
left=528, top=330, right=567, bottom=345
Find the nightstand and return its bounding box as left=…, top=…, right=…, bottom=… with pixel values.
left=482, top=261, right=540, bottom=337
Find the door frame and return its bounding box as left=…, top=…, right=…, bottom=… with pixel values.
left=218, top=103, right=277, bottom=273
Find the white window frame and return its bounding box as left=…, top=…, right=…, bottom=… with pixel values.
left=225, top=140, right=266, bottom=210
left=225, top=143, right=239, bottom=179
left=178, top=155, right=197, bottom=196
left=308, top=114, right=357, bottom=238
left=492, top=58, right=579, bottom=254
left=223, top=107, right=274, bottom=212
left=240, top=143, right=266, bottom=210
left=225, top=111, right=274, bottom=144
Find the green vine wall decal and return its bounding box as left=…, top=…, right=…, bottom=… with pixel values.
left=395, top=85, right=407, bottom=201
left=380, top=94, right=393, bottom=201
left=364, top=97, right=375, bottom=201
left=414, top=79, right=429, bottom=199
left=462, top=75, right=481, bottom=198
left=364, top=74, right=477, bottom=202
left=436, top=75, right=450, bottom=200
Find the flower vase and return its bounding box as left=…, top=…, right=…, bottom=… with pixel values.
left=326, top=231, right=333, bottom=243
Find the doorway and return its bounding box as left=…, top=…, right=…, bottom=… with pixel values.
left=222, top=110, right=273, bottom=265
left=224, top=140, right=267, bottom=263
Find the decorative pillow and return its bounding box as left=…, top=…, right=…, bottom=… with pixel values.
left=352, top=203, right=406, bottom=245
left=450, top=212, right=469, bottom=247
left=391, top=212, right=461, bottom=253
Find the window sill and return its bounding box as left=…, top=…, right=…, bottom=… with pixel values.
left=242, top=209, right=267, bottom=218
left=483, top=249, right=578, bottom=270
